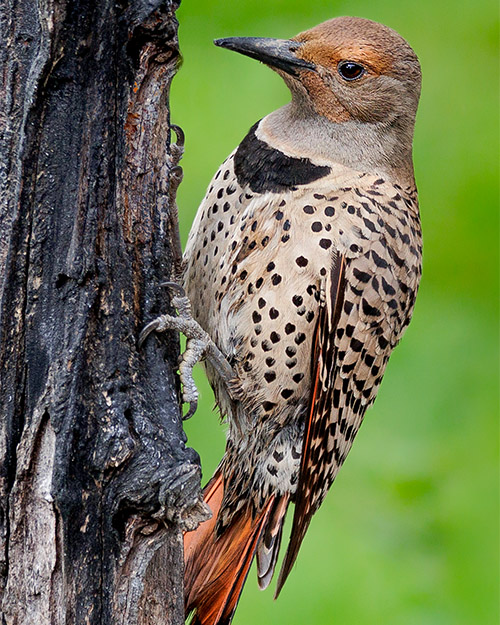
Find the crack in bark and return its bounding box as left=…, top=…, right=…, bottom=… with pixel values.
left=0, top=1, right=200, bottom=623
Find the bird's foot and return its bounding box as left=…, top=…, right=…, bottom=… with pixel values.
left=139, top=283, right=236, bottom=419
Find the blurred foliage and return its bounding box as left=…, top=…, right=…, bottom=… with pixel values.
left=171, top=0, right=499, bottom=623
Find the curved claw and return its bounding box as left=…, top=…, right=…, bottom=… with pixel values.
left=183, top=400, right=198, bottom=420
left=169, top=165, right=183, bottom=192
left=171, top=124, right=185, bottom=148
left=138, top=318, right=163, bottom=347
left=160, top=281, right=186, bottom=297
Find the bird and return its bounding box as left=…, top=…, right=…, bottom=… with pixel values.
left=179, top=15, right=422, bottom=625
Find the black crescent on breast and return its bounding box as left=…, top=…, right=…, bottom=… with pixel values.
left=234, top=122, right=331, bottom=194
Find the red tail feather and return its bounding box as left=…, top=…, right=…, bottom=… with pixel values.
left=184, top=471, right=280, bottom=625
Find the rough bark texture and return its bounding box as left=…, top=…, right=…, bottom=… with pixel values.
left=0, top=1, right=204, bottom=623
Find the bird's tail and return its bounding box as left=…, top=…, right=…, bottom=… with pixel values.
left=184, top=469, right=289, bottom=625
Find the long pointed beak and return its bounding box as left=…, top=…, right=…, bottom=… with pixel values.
left=214, top=37, right=316, bottom=77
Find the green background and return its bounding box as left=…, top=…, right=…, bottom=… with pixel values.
left=172, top=0, right=499, bottom=623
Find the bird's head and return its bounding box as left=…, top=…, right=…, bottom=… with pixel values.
left=215, top=17, right=421, bottom=129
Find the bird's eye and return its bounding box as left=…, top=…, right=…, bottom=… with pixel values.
left=338, top=61, right=365, bottom=81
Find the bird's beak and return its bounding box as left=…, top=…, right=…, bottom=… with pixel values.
left=214, top=37, right=316, bottom=77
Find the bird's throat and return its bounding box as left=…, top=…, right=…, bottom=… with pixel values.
left=259, top=103, right=415, bottom=188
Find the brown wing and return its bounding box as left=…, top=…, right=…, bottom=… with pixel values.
left=275, top=253, right=346, bottom=596
left=275, top=188, right=422, bottom=595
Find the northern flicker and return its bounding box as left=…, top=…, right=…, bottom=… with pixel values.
left=142, top=15, right=422, bottom=625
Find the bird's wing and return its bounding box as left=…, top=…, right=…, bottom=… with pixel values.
left=275, top=183, right=421, bottom=595
left=275, top=251, right=346, bottom=596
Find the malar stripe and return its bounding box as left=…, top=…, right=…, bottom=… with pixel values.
left=234, top=122, right=331, bottom=193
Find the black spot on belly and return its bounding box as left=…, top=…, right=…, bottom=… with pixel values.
left=273, top=450, right=284, bottom=462
left=267, top=464, right=278, bottom=476
left=234, top=122, right=331, bottom=193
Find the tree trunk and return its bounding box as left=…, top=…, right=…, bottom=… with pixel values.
left=0, top=1, right=204, bottom=623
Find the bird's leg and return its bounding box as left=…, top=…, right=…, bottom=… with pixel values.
left=139, top=283, right=236, bottom=420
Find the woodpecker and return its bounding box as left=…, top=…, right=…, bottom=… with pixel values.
left=145, top=15, right=422, bottom=625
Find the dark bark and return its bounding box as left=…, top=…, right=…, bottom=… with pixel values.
left=0, top=1, right=204, bottom=623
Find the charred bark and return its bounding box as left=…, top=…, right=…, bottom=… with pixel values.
left=0, top=1, right=204, bottom=623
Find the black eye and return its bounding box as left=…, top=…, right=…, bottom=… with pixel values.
left=338, top=61, right=365, bottom=81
